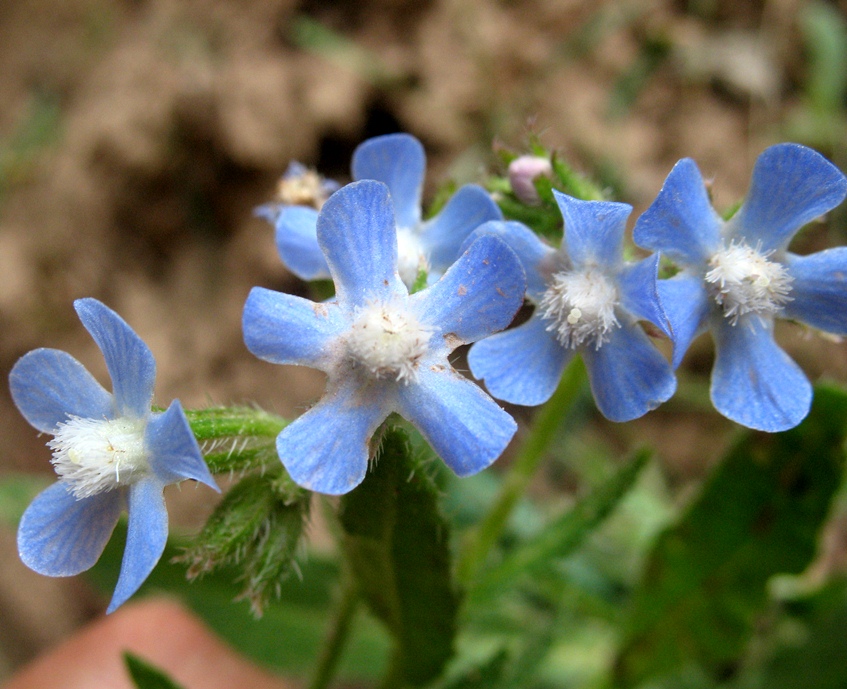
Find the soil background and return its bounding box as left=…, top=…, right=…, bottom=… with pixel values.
left=2, top=0, right=847, bottom=682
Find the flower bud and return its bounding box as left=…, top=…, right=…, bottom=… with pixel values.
left=508, top=155, right=553, bottom=205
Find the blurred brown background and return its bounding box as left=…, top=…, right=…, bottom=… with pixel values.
left=2, top=0, right=847, bottom=681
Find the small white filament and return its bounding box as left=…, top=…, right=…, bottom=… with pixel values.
left=396, top=228, right=428, bottom=289
left=49, top=416, right=149, bottom=499
left=539, top=268, right=620, bottom=349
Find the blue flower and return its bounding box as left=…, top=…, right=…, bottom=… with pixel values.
left=10, top=298, right=218, bottom=613
left=243, top=179, right=526, bottom=495
left=467, top=191, right=676, bottom=422
left=254, top=161, right=340, bottom=222
left=258, top=133, right=503, bottom=286
left=633, top=143, right=847, bottom=431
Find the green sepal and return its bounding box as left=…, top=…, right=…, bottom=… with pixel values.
left=124, top=652, right=186, bottom=689
left=339, top=425, right=459, bottom=687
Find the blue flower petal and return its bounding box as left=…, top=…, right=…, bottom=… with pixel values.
left=711, top=316, right=811, bottom=431
left=351, top=133, right=425, bottom=230
left=783, top=248, right=847, bottom=334
left=657, top=274, right=711, bottom=368
left=410, top=235, right=526, bottom=348
left=633, top=158, right=722, bottom=267
left=555, top=191, right=631, bottom=268
left=108, top=477, right=168, bottom=612
left=18, top=482, right=123, bottom=576
left=618, top=254, right=670, bottom=337
left=243, top=287, right=346, bottom=369
left=277, top=380, right=391, bottom=495
left=729, top=144, right=847, bottom=252
left=397, top=367, right=516, bottom=477
left=468, top=314, right=572, bottom=406
left=274, top=206, right=330, bottom=281
left=420, top=184, right=503, bottom=273
left=317, top=180, right=405, bottom=308
left=145, top=400, right=219, bottom=491
left=74, top=298, right=155, bottom=419
left=9, top=349, right=112, bottom=434
left=582, top=322, right=676, bottom=422
left=462, top=220, right=554, bottom=301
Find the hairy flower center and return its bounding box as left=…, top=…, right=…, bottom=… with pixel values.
left=396, top=228, right=428, bottom=288
left=705, top=242, right=793, bottom=323
left=539, top=268, right=620, bottom=349
left=49, top=416, right=149, bottom=499
left=346, top=301, right=432, bottom=382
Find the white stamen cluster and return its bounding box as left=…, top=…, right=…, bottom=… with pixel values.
left=396, top=228, right=428, bottom=288
left=539, top=267, right=620, bottom=349
left=276, top=169, right=331, bottom=209
left=49, top=416, right=149, bottom=499
left=346, top=300, right=432, bottom=382
left=705, top=241, right=793, bottom=323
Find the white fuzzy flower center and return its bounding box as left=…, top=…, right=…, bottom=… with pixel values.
left=705, top=241, right=793, bottom=323
left=346, top=300, right=432, bottom=382
left=539, top=268, right=620, bottom=349
left=49, top=416, right=149, bottom=499
left=396, top=228, right=428, bottom=288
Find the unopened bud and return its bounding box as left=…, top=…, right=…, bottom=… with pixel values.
left=508, top=155, right=553, bottom=205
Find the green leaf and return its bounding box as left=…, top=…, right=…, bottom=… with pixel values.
left=124, top=652, right=186, bottom=689
left=470, top=449, right=650, bottom=604
left=339, top=426, right=460, bottom=686
left=614, top=384, right=847, bottom=687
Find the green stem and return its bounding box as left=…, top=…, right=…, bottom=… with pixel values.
left=457, top=357, right=587, bottom=584
left=308, top=574, right=360, bottom=689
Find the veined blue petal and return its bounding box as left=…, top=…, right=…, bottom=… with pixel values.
left=145, top=400, right=219, bottom=491
left=317, top=181, right=405, bottom=308
left=783, top=248, right=847, bottom=334
left=468, top=314, right=572, bottom=406
left=274, top=206, right=330, bottom=281
left=399, top=367, right=515, bottom=476
left=657, top=274, right=711, bottom=368
left=351, top=133, right=425, bottom=230
left=410, top=235, right=525, bottom=348
left=462, top=220, right=554, bottom=301
left=108, top=477, right=168, bottom=612
left=582, top=322, right=676, bottom=422
left=633, top=158, right=722, bottom=267
left=420, top=184, right=502, bottom=272
left=618, top=254, right=670, bottom=337
left=555, top=191, right=631, bottom=268
left=75, top=299, right=155, bottom=420
left=243, top=287, right=346, bottom=369
left=711, top=316, right=811, bottom=431
left=277, top=379, right=391, bottom=495
left=729, top=144, right=847, bottom=252
left=18, top=482, right=123, bottom=577
left=9, top=349, right=112, bottom=434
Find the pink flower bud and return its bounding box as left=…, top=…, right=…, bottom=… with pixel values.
left=508, top=155, right=553, bottom=205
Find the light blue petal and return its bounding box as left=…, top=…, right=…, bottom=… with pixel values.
left=555, top=191, right=631, bottom=268
left=410, top=235, right=526, bottom=348
left=273, top=206, right=330, bottom=281
left=398, top=366, right=516, bottom=476
left=420, top=185, right=502, bottom=272
left=711, top=316, right=811, bottom=431
left=729, top=143, right=847, bottom=252
left=108, top=477, right=168, bottom=612
left=317, top=180, right=405, bottom=309
left=9, top=349, right=112, bottom=434
left=277, top=380, right=391, bottom=495
left=618, top=254, right=671, bottom=337
left=18, top=482, right=123, bottom=576
left=74, top=299, right=155, bottom=420
left=633, top=158, right=722, bottom=267
left=351, top=133, right=425, bottom=230
left=657, top=274, right=711, bottom=368
left=582, top=322, right=676, bottom=422
left=783, top=248, right=847, bottom=334
left=145, top=400, right=219, bottom=491
left=461, top=220, right=555, bottom=301
left=468, top=314, right=572, bottom=406
left=242, top=287, right=346, bottom=369
left=253, top=202, right=283, bottom=224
